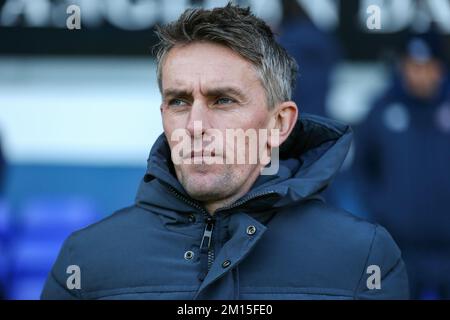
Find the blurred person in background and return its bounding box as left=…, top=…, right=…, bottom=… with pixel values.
left=356, top=30, right=450, bottom=299
left=277, top=0, right=360, bottom=224
left=277, top=0, right=341, bottom=117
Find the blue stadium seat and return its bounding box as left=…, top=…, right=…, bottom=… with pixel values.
left=8, top=196, right=99, bottom=300
left=0, top=241, right=10, bottom=299
left=0, top=199, right=11, bottom=241
left=18, top=196, right=98, bottom=238
left=0, top=199, right=11, bottom=299
left=8, top=275, right=48, bottom=300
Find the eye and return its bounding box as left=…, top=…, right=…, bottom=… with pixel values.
left=215, top=97, right=236, bottom=105
left=168, top=99, right=188, bottom=107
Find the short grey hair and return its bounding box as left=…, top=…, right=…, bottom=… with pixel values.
left=153, top=3, right=298, bottom=109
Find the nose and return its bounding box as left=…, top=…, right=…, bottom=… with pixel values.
left=186, top=99, right=211, bottom=138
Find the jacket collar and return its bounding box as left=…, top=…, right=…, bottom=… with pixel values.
left=135, top=114, right=352, bottom=217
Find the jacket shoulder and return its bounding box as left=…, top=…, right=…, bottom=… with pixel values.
left=40, top=205, right=160, bottom=299
left=72, top=205, right=151, bottom=237
left=278, top=199, right=385, bottom=249
left=270, top=200, right=409, bottom=299
left=292, top=200, right=403, bottom=267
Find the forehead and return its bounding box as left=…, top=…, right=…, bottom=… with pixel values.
left=161, top=41, right=261, bottom=91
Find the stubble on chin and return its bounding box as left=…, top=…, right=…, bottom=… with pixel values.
left=175, top=165, right=235, bottom=202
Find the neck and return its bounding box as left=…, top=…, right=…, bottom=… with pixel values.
left=203, top=166, right=263, bottom=215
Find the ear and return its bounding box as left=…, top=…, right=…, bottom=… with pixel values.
left=267, top=101, right=298, bottom=149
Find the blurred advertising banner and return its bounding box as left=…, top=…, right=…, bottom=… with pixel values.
left=1, top=0, right=450, bottom=59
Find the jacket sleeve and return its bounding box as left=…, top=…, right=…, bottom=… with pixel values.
left=40, top=234, right=81, bottom=300
left=355, top=225, right=410, bottom=299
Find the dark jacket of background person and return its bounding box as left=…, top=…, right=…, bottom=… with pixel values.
left=277, top=0, right=341, bottom=117
left=41, top=115, right=409, bottom=300
left=355, top=72, right=450, bottom=298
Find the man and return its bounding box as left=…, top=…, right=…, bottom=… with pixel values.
left=41, top=4, right=409, bottom=300
left=356, top=31, right=450, bottom=299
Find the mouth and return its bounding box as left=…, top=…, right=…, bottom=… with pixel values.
left=190, top=150, right=216, bottom=158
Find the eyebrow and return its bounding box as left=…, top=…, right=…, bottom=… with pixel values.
left=163, top=86, right=247, bottom=100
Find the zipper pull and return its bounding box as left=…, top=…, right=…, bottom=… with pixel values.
left=198, top=216, right=215, bottom=281
left=199, top=216, right=215, bottom=252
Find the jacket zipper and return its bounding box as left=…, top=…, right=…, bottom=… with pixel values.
left=166, top=185, right=216, bottom=272
left=166, top=184, right=276, bottom=273
left=200, top=215, right=215, bottom=270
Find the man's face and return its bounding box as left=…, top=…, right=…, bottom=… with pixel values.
left=402, top=57, right=443, bottom=100
left=160, top=41, right=273, bottom=205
